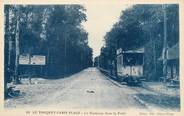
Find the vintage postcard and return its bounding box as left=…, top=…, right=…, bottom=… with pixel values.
left=0, top=0, right=184, bottom=116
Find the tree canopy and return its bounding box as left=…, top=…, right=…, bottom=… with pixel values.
left=99, top=4, right=179, bottom=80
left=4, top=5, right=93, bottom=78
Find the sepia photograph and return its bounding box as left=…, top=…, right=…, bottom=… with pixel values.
left=1, top=0, right=183, bottom=115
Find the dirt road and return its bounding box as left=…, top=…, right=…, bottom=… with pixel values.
left=5, top=68, right=179, bottom=111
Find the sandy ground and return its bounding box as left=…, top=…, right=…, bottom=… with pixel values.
left=4, top=68, right=180, bottom=111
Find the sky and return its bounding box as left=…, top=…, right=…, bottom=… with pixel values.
left=82, top=3, right=131, bottom=58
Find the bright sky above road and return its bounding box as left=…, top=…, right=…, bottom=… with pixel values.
left=82, top=3, right=131, bottom=58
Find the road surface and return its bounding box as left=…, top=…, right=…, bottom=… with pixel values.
left=4, top=68, right=179, bottom=111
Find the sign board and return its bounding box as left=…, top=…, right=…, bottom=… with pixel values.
left=19, top=54, right=30, bottom=65
left=30, top=55, right=46, bottom=65
left=19, top=54, right=46, bottom=65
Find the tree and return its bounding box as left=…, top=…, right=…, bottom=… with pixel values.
left=4, top=5, right=93, bottom=83
left=101, top=4, right=179, bottom=81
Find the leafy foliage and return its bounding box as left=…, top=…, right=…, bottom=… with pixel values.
left=4, top=5, right=93, bottom=78
left=99, top=4, right=179, bottom=80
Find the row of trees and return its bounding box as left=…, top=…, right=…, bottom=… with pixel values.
left=98, top=4, right=179, bottom=81
left=4, top=5, right=93, bottom=84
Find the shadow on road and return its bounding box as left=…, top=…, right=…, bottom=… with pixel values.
left=136, top=93, right=180, bottom=110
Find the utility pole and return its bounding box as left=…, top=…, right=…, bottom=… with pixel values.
left=162, top=4, right=168, bottom=82
left=150, top=31, right=157, bottom=80
left=14, top=6, right=20, bottom=84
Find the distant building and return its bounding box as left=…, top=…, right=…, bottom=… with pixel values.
left=159, top=43, right=179, bottom=83
left=166, top=43, right=179, bottom=81
left=94, top=56, right=100, bottom=67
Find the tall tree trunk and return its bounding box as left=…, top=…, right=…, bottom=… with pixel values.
left=64, top=35, right=67, bottom=74
left=14, top=6, right=20, bottom=84
left=4, top=5, right=10, bottom=97
left=46, top=48, right=50, bottom=75
left=162, top=5, right=168, bottom=82
left=153, top=39, right=157, bottom=80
